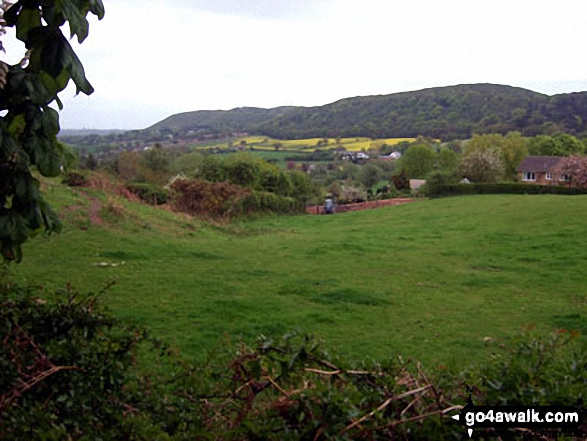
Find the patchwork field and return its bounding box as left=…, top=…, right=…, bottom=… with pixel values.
left=7, top=183, right=587, bottom=368
left=193, top=136, right=417, bottom=152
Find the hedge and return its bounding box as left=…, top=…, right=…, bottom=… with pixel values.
left=426, top=183, right=587, bottom=197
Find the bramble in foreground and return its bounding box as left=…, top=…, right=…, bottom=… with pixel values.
left=1, top=281, right=585, bottom=439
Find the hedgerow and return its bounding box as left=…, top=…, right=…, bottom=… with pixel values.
left=424, top=182, right=587, bottom=197
left=1, top=281, right=585, bottom=440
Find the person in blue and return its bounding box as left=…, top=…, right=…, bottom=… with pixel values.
left=324, top=198, right=334, bottom=214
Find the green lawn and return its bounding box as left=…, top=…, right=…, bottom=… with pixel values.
left=8, top=184, right=587, bottom=368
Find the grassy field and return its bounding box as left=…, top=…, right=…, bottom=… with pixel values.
left=7, top=183, right=587, bottom=368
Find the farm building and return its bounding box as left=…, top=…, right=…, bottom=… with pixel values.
left=517, top=156, right=570, bottom=185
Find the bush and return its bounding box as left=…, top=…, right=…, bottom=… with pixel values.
left=62, top=171, right=87, bottom=187
left=170, top=178, right=251, bottom=219
left=0, top=282, right=147, bottom=439
left=425, top=183, right=587, bottom=197
left=126, top=182, right=169, bottom=205
left=239, top=191, right=304, bottom=215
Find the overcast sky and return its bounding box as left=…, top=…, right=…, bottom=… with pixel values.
left=3, top=0, right=587, bottom=130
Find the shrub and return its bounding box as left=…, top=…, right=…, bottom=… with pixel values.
left=339, top=185, right=367, bottom=204
left=0, top=282, right=147, bottom=439
left=126, top=182, right=169, bottom=205
left=170, top=178, right=251, bottom=219
left=63, top=171, right=87, bottom=187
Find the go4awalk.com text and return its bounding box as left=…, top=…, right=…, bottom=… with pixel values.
left=451, top=403, right=585, bottom=438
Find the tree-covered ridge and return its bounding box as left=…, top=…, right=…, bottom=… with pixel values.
left=258, top=84, right=587, bottom=140
left=139, top=84, right=587, bottom=142
left=140, top=106, right=295, bottom=138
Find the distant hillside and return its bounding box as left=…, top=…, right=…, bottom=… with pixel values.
left=59, top=129, right=127, bottom=137
left=141, top=84, right=587, bottom=141
left=143, top=106, right=295, bottom=137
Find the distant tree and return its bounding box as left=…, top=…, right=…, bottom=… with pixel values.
left=327, top=182, right=342, bottom=200
left=358, top=163, right=384, bottom=189
left=391, top=169, right=409, bottom=191
left=553, top=155, right=587, bottom=188
left=0, top=0, right=104, bottom=261
left=552, top=134, right=585, bottom=156
left=501, top=132, right=528, bottom=180
left=395, top=144, right=437, bottom=179
left=436, top=148, right=459, bottom=172
left=445, top=140, right=463, bottom=153
left=117, top=152, right=143, bottom=181
left=527, top=135, right=557, bottom=156
left=527, top=134, right=585, bottom=156
left=289, top=170, right=320, bottom=204
left=459, top=148, right=505, bottom=182
left=85, top=153, right=99, bottom=171
left=464, top=133, right=526, bottom=180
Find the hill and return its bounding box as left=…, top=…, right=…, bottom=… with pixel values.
left=140, top=84, right=587, bottom=142
left=141, top=106, right=295, bottom=138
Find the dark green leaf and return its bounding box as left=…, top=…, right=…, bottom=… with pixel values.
left=41, top=107, right=60, bottom=137
left=41, top=34, right=94, bottom=95
left=34, top=137, right=62, bottom=177
left=60, top=0, right=89, bottom=43
left=40, top=32, right=67, bottom=78
left=7, top=114, right=26, bottom=137
left=89, top=0, right=106, bottom=20
left=16, top=7, right=41, bottom=42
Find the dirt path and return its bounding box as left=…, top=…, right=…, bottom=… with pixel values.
left=77, top=191, right=104, bottom=225
left=306, top=198, right=414, bottom=215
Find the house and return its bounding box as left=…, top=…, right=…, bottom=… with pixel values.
left=341, top=151, right=369, bottom=161
left=409, top=179, right=426, bottom=191
left=517, top=156, right=569, bottom=185
left=377, top=151, right=402, bottom=161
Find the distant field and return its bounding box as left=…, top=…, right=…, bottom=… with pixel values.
left=192, top=136, right=417, bottom=152
left=8, top=184, right=587, bottom=368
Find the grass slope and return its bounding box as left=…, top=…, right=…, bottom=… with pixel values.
left=8, top=183, right=587, bottom=368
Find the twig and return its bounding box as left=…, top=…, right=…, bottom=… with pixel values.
left=340, top=385, right=431, bottom=435
left=264, top=376, right=290, bottom=398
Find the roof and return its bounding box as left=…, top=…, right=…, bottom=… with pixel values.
left=517, top=156, right=563, bottom=173
left=410, top=179, right=426, bottom=190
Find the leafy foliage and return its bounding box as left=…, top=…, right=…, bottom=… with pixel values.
left=0, top=281, right=148, bottom=440
left=170, top=178, right=252, bottom=220
left=459, top=148, right=505, bottom=183
left=0, top=0, right=104, bottom=261
left=126, top=182, right=169, bottom=205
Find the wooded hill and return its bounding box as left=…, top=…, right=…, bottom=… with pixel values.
left=139, top=84, right=587, bottom=142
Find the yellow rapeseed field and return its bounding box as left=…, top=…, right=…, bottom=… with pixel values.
left=190, top=136, right=418, bottom=152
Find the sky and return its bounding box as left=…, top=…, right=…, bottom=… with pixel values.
left=3, top=0, right=587, bottom=130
